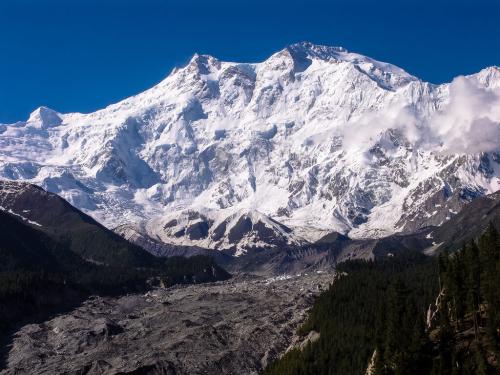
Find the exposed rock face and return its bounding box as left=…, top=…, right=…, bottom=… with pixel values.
left=286, top=330, right=321, bottom=353
left=116, top=209, right=306, bottom=256
left=1, top=273, right=333, bottom=375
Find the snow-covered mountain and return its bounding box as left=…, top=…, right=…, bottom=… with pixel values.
left=1, top=42, right=500, bottom=254
left=115, top=208, right=308, bottom=256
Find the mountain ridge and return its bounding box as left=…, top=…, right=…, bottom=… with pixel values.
left=1, top=42, right=499, bottom=251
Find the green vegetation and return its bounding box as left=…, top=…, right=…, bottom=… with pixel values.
left=431, top=222, right=500, bottom=374
left=265, top=224, right=500, bottom=375
left=265, top=251, right=438, bottom=375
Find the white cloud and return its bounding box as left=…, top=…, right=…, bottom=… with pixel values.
left=429, top=76, right=500, bottom=154
left=341, top=75, right=500, bottom=155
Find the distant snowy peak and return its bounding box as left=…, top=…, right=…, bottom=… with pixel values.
left=27, top=106, right=63, bottom=129
left=176, top=42, right=417, bottom=94
left=0, top=42, right=499, bottom=249
left=285, top=42, right=417, bottom=86
left=468, top=66, right=500, bottom=88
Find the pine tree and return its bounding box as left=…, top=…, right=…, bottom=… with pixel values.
left=385, top=278, right=409, bottom=372
left=405, top=315, right=431, bottom=374
left=465, top=240, right=481, bottom=340
left=434, top=301, right=454, bottom=375
left=479, top=222, right=500, bottom=349
left=449, top=250, right=467, bottom=328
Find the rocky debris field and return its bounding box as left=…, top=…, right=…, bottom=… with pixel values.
left=1, top=272, right=334, bottom=375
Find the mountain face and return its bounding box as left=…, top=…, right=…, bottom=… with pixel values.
left=115, top=208, right=308, bottom=256
left=1, top=42, right=500, bottom=253
left=431, top=190, right=500, bottom=252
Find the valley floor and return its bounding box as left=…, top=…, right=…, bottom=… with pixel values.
left=1, top=272, right=333, bottom=375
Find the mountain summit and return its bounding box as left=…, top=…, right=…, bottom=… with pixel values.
left=0, top=42, right=499, bottom=252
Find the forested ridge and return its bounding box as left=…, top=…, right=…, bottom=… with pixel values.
left=265, top=224, right=500, bottom=375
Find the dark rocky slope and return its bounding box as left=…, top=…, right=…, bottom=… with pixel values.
left=1, top=273, right=333, bottom=375
left=432, top=190, right=500, bottom=251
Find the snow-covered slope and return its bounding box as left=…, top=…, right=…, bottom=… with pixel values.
left=1, top=42, right=500, bottom=252
left=115, top=208, right=307, bottom=256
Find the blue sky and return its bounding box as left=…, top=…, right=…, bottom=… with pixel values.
left=0, top=0, right=499, bottom=123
